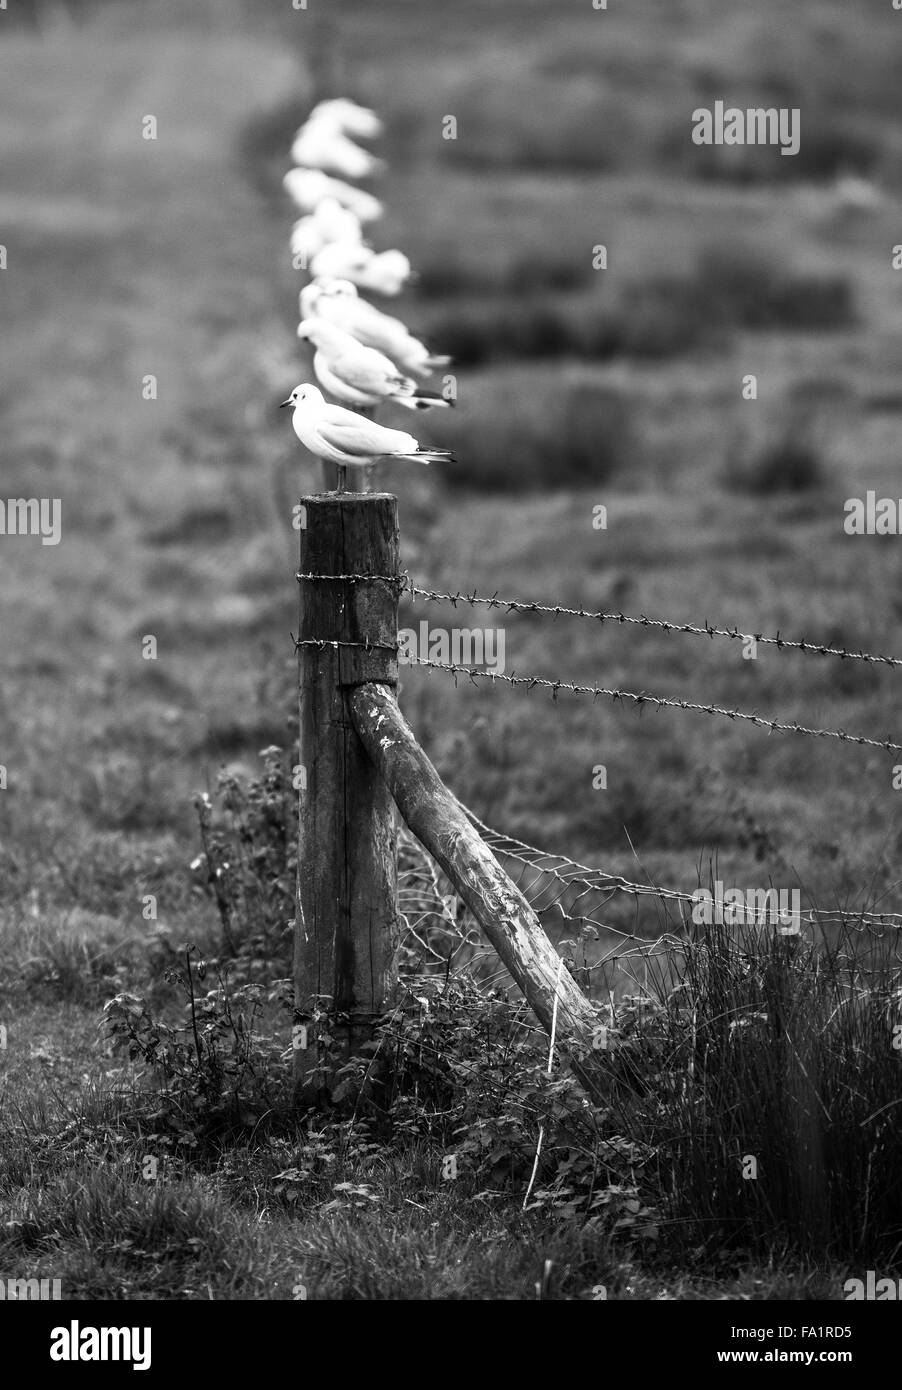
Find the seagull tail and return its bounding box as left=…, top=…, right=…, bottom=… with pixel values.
left=392, top=448, right=456, bottom=467
left=390, top=389, right=455, bottom=412
left=425, top=354, right=453, bottom=369
left=387, top=373, right=419, bottom=393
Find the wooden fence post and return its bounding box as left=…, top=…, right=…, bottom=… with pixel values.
left=309, top=5, right=345, bottom=106
left=348, top=683, right=607, bottom=1104
left=295, top=493, right=400, bottom=1104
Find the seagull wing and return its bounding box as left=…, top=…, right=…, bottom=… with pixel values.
left=351, top=299, right=407, bottom=333
left=324, top=178, right=383, bottom=221
left=333, top=344, right=407, bottom=394
left=315, top=406, right=416, bottom=458
left=319, top=244, right=373, bottom=276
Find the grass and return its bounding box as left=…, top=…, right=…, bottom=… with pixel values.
left=416, top=249, right=855, bottom=369
left=2, top=0, right=902, bottom=1297
left=605, top=921, right=902, bottom=1264
left=2, top=907, right=895, bottom=1298
left=0, top=1041, right=852, bottom=1300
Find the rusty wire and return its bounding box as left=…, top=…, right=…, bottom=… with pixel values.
left=291, top=638, right=902, bottom=752
left=410, top=654, right=902, bottom=755
left=460, top=803, right=902, bottom=936
left=296, top=571, right=902, bottom=672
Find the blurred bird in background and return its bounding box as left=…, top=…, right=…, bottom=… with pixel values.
left=290, top=198, right=364, bottom=264
left=306, top=97, right=384, bottom=141
left=297, top=318, right=453, bottom=411
left=283, top=168, right=383, bottom=222
left=300, top=279, right=451, bottom=378
left=291, top=113, right=386, bottom=180
left=308, top=244, right=413, bottom=294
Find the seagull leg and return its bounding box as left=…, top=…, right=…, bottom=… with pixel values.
left=360, top=406, right=377, bottom=494
left=337, top=465, right=348, bottom=493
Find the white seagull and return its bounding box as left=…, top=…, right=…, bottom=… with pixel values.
left=281, top=384, right=455, bottom=470
left=290, top=218, right=329, bottom=265
left=310, top=197, right=364, bottom=243
left=290, top=215, right=363, bottom=266
left=308, top=98, right=384, bottom=141
left=290, top=199, right=364, bottom=263
left=297, top=319, right=453, bottom=411
left=354, top=249, right=414, bottom=296
left=300, top=280, right=450, bottom=379
left=308, top=240, right=376, bottom=283
left=291, top=115, right=385, bottom=181
left=283, top=168, right=383, bottom=223
left=308, top=244, right=413, bottom=296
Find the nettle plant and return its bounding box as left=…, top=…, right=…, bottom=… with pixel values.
left=103, top=752, right=657, bottom=1228
left=334, top=976, right=658, bottom=1228
left=190, top=744, right=295, bottom=973
left=103, top=948, right=293, bottom=1142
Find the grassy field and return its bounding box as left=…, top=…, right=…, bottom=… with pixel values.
left=2, top=0, right=902, bottom=1298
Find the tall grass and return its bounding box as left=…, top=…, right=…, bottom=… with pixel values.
left=604, top=919, right=902, bottom=1264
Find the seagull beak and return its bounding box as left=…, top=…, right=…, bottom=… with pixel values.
left=279, top=398, right=292, bottom=408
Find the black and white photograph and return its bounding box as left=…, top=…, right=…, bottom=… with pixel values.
left=2, top=0, right=902, bottom=1354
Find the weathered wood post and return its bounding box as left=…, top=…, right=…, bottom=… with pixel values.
left=309, top=5, right=345, bottom=107
left=294, top=493, right=400, bottom=1104
left=349, top=684, right=607, bottom=1104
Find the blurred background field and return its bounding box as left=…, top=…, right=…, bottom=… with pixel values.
left=2, top=0, right=902, bottom=958
left=2, top=0, right=902, bottom=1301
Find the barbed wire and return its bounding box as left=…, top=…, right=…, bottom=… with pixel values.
left=407, top=584, right=902, bottom=671
left=295, top=572, right=901, bottom=749
left=293, top=635, right=902, bottom=752
left=398, top=805, right=675, bottom=978
left=297, top=573, right=408, bottom=587
left=399, top=798, right=902, bottom=1008
left=411, top=654, right=902, bottom=755
left=293, top=576, right=902, bottom=908
left=404, top=768, right=902, bottom=967
left=296, top=572, right=902, bottom=672
left=459, top=803, right=902, bottom=936
left=293, top=636, right=397, bottom=654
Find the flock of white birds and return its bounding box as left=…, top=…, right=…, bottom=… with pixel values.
left=280, top=97, right=456, bottom=483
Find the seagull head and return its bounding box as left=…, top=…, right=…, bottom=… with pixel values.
left=363, top=250, right=413, bottom=293
left=282, top=168, right=329, bottom=210
left=280, top=383, right=323, bottom=410
left=318, top=277, right=359, bottom=299
left=375, top=250, right=411, bottom=277
left=309, top=98, right=383, bottom=140
left=296, top=318, right=340, bottom=348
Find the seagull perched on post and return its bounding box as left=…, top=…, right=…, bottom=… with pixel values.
left=281, top=384, right=455, bottom=479
left=300, top=280, right=451, bottom=379
left=307, top=98, right=384, bottom=141
left=290, top=199, right=364, bottom=264
left=283, top=168, right=383, bottom=223
left=297, top=319, right=453, bottom=411
left=308, top=244, right=413, bottom=296
left=291, top=114, right=386, bottom=180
